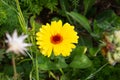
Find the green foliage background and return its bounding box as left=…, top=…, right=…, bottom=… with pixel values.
left=0, top=0, right=120, bottom=80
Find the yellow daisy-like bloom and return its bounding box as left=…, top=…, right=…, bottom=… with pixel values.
left=36, top=20, right=79, bottom=57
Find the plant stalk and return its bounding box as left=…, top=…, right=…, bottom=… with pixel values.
left=85, top=63, right=108, bottom=80
left=12, top=54, right=17, bottom=80
left=36, top=54, right=39, bottom=80
left=49, top=71, right=58, bottom=80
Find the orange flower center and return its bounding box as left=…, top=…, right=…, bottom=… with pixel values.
left=51, top=34, right=63, bottom=44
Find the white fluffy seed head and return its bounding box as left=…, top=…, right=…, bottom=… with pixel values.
left=5, top=30, right=31, bottom=55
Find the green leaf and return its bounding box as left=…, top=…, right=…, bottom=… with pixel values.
left=39, top=61, right=57, bottom=70
left=91, top=10, right=120, bottom=38
left=96, top=10, right=116, bottom=21
left=70, top=46, right=92, bottom=68
left=70, top=54, right=92, bottom=69
left=90, top=20, right=101, bottom=38
left=67, top=11, right=91, bottom=33
left=89, top=47, right=100, bottom=56
left=96, top=10, right=119, bottom=29
left=38, top=55, right=57, bottom=70
left=72, top=46, right=87, bottom=56
left=83, top=0, right=96, bottom=15
left=45, top=0, right=58, bottom=12
left=60, top=74, right=70, bottom=80
left=55, top=56, right=68, bottom=69
left=38, top=55, right=68, bottom=70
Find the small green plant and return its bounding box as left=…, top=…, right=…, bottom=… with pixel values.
left=20, top=0, right=58, bottom=15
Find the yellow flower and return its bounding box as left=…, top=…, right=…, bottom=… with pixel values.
left=36, top=20, right=79, bottom=57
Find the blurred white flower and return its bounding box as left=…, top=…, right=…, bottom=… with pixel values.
left=5, top=30, right=31, bottom=55
left=107, top=52, right=116, bottom=66
left=114, top=30, right=120, bottom=43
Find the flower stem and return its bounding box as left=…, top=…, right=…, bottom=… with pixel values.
left=59, top=68, right=64, bottom=75
left=12, top=54, right=17, bottom=80
left=85, top=63, right=108, bottom=80
left=49, top=71, right=58, bottom=80
left=36, top=54, right=39, bottom=80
